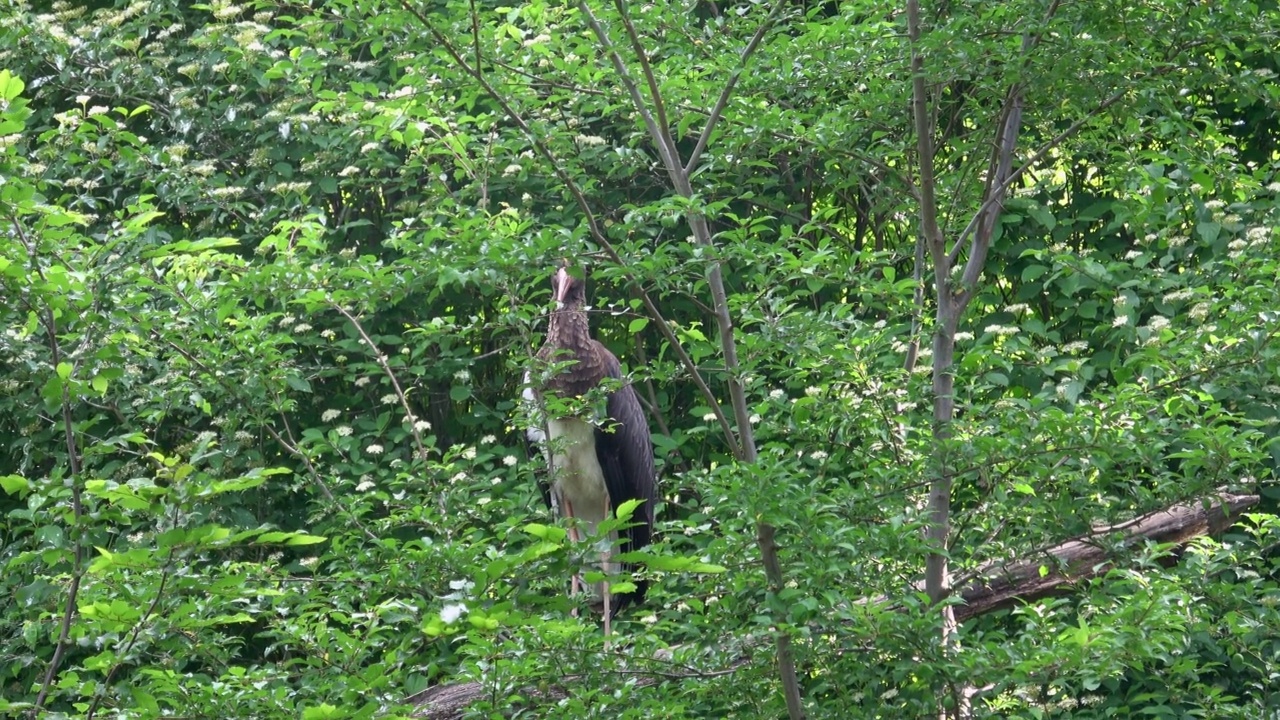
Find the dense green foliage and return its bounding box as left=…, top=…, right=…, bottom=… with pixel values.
left=2, top=0, right=1279, bottom=717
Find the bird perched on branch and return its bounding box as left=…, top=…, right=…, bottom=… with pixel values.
left=526, top=266, right=657, bottom=625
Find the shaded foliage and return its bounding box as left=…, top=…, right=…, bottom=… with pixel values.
left=1, top=0, right=1278, bottom=717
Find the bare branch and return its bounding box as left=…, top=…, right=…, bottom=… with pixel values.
left=685, top=0, right=788, bottom=176
left=903, top=234, right=927, bottom=373
left=907, top=0, right=945, bottom=266
left=575, top=5, right=802, bottom=715
left=86, top=550, right=177, bottom=719
left=409, top=650, right=753, bottom=719
left=411, top=489, right=1259, bottom=718
left=954, top=86, right=1023, bottom=313
left=952, top=490, right=1258, bottom=621
left=949, top=83, right=1133, bottom=269
left=14, top=215, right=88, bottom=716
left=261, top=419, right=381, bottom=544
left=330, top=302, right=430, bottom=463
left=578, top=2, right=685, bottom=185
left=398, top=1, right=742, bottom=456
left=147, top=326, right=381, bottom=545
left=610, top=0, right=675, bottom=157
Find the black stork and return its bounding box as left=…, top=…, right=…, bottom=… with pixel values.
left=527, top=266, right=657, bottom=628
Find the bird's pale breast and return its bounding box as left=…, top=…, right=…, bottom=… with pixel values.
left=545, top=417, right=610, bottom=535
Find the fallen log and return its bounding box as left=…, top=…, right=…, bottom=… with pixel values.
left=407, top=489, right=1259, bottom=718
left=953, top=489, right=1257, bottom=621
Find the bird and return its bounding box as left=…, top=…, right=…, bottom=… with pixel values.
left=526, top=265, right=657, bottom=628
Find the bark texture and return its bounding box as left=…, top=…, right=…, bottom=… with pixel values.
left=953, top=490, right=1256, bottom=621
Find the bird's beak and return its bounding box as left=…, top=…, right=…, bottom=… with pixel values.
left=554, top=267, right=571, bottom=304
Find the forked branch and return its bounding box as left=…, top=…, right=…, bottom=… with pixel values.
left=575, top=5, right=803, bottom=717
left=400, top=0, right=742, bottom=457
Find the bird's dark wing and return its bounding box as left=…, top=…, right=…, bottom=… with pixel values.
left=593, top=342, right=658, bottom=612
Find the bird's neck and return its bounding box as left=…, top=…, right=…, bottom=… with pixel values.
left=548, top=304, right=591, bottom=352
left=544, top=304, right=601, bottom=398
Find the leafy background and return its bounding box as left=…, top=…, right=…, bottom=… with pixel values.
left=1, top=0, right=1278, bottom=717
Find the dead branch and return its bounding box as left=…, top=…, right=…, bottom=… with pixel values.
left=953, top=489, right=1258, bottom=621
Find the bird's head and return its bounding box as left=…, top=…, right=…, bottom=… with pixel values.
left=551, top=266, right=587, bottom=308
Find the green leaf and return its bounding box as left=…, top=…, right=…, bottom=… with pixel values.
left=614, top=551, right=726, bottom=573
left=1195, top=221, right=1220, bottom=244
left=628, top=317, right=649, bottom=333
left=205, top=475, right=267, bottom=495
left=0, top=69, right=24, bottom=101
left=982, top=372, right=1009, bottom=387
left=131, top=690, right=160, bottom=713
left=683, top=327, right=708, bottom=342
left=614, top=497, right=643, bottom=521
left=523, top=523, right=567, bottom=542
left=1022, top=264, right=1048, bottom=283
left=301, top=703, right=348, bottom=720
left=142, top=237, right=241, bottom=258
left=1028, top=204, right=1056, bottom=230
left=0, top=474, right=29, bottom=495
left=41, top=375, right=63, bottom=405
left=56, top=362, right=73, bottom=380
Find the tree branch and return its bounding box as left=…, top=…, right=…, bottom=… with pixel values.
left=579, top=2, right=684, bottom=187
left=401, top=1, right=742, bottom=457
left=948, top=83, right=1134, bottom=271
left=952, top=489, right=1258, bottom=621
left=86, top=550, right=176, bottom=719
left=330, top=302, right=430, bottom=463
left=684, top=0, right=788, bottom=177
left=14, top=215, right=88, bottom=717
left=610, top=0, right=675, bottom=161
left=578, top=4, right=804, bottom=716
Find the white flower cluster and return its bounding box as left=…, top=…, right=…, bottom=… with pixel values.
left=269, top=181, right=310, bottom=194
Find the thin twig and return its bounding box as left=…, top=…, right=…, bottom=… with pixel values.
left=86, top=550, right=177, bottom=719
left=330, top=302, right=430, bottom=462
left=13, top=215, right=87, bottom=717
left=262, top=419, right=381, bottom=543
left=150, top=330, right=380, bottom=544
left=683, top=0, right=788, bottom=176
